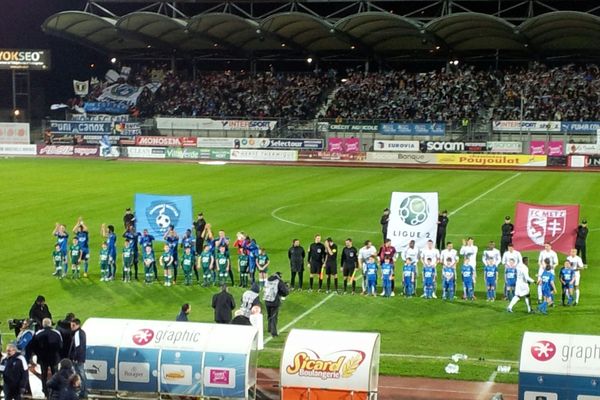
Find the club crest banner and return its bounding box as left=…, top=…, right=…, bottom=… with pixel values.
left=513, top=202, right=579, bottom=254
left=387, top=192, right=438, bottom=251
left=135, top=194, right=193, bottom=241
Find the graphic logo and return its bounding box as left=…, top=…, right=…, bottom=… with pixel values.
left=398, top=195, right=429, bottom=226
left=530, top=340, right=556, bottom=362
left=527, top=208, right=567, bottom=246
left=286, top=349, right=366, bottom=380
left=132, top=328, right=154, bottom=346
left=146, top=201, right=180, bottom=234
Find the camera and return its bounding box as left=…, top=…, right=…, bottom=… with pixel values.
left=8, top=319, right=25, bottom=336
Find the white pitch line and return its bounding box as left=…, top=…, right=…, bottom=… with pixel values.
left=264, top=292, right=336, bottom=345
left=449, top=172, right=522, bottom=217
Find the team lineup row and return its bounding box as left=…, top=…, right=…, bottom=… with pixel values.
left=50, top=218, right=585, bottom=309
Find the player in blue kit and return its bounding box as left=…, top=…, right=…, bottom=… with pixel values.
left=441, top=258, right=455, bottom=301
left=559, top=260, right=574, bottom=306
left=244, top=237, right=259, bottom=284
left=461, top=262, right=475, bottom=300
left=483, top=257, right=498, bottom=301
left=402, top=257, right=416, bottom=297
left=504, top=259, right=517, bottom=300
left=138, top=229, right=157, bottom=281
left=164, top=226, right=179, bottom=283
left=422, top=258, right=436, bottom=299
left=73, top=218, right=90, bottom=277
left=101, top=224, right=118, bottom=280
left=537, top=261, right=556, bottom=314
left=381, top=256, right=394, bottom=297
left=365, top=256, right=378, bottom=296
left=53, top=223, right=69, bottom=275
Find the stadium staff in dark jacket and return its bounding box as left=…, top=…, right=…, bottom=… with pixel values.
left=57, top=313, right=75, bottom=359
left=288, top=239, right=305, bottom=291
left=31, top=318, right=63, bottom=397
left=69, top=319, right=87, bottom=399
left=264, top=272, right=290, bottom=337
left=212, top=284, right=236, bottom=323
left=1, top=343, right=29, bottom=400
left=29, top=295, right=52, bottom=331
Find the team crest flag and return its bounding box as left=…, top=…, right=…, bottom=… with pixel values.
left=134, top=194, right=193, bottom=241
left=512, top=202, right=579, bottom=254
left=387, top=192, right=438, bottom=251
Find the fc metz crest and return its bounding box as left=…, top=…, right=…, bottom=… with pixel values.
left=527, top=208, right=567, bottom=246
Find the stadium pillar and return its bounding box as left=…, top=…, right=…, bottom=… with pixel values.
left=170, top=55, right=176, bottom=73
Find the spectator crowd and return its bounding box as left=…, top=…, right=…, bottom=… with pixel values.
left=74, top=62, right=600, bottom=124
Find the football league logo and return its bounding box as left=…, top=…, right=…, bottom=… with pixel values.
left=132, top=328, right=154, bottom=346
left=530, top=340, right=556, bottom=362
left=146, top=201, right=181, bottom=234
left=398, top=195, right=429, bottom=226
left=527, top=208, right=566, bottom=246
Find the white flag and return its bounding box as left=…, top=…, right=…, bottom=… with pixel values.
left=73, top=80, right=89, bottom=96
left=387, top=192, right=438, bottom=251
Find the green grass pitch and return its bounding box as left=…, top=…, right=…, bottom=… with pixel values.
left=1, top=158, right=599, bottom=384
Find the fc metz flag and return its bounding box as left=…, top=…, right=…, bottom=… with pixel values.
left=513, top=202, right=579, bottom=254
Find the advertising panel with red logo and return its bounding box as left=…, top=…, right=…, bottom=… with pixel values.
left=280, top=328, right=380, bottom=397
left=0, top=123, right=30, bottom=144
left=512, top=202, right=579, bottom=254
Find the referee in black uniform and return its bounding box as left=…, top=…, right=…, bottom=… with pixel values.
left=341, top=238, right=359, bottom=294
left=500, top=216, right=514, bottom=255
left=308, top=234, right=325, bottom=292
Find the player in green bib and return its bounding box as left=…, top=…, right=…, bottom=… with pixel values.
left=142, top=245, right=155, bottom=284
left=181, top=247, right=195, bottom=286
left=122, top=238, right=133, bottom=282
left=69, top=237, right=82, bottom=279
left=215, top=245, right=230, bottom=286
left=99, top=242, right=110, bottom=281
left=238, top=253, right=250, bottom=288
left=257, top=248, right=270, bottom=288
left=52, top=244, right=64, bottom=278
left=199, top=244, right=214, bottom=286
left=159, top=244, right=174, bottom=286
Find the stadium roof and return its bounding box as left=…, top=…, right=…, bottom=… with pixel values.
left=42, top=1, right=600, bottom=60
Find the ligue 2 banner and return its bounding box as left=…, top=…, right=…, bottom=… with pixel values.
left=512, top=202, right=579, bottom=254
left=134, top=194, right=193, bottom=241
left=387, top=192, right=438, bottom=251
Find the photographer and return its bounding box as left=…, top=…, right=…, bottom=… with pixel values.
left=263, top=272, right=289, bottom=338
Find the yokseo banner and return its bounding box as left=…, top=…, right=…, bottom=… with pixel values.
left=379, top=122, right=445, bottom=136
left=0, top=144, right=36, bottom=155
left=435, top=154, right=547, bottom=167
left=492, top=120, right=561, bottom=132
left=0, top=49, right=50, bottom=70
left=487, top=141, right=523, bottom=153
left=387, top=192, right=438, bottom=251
left=0, top=122, right=30, bottom=144
left=422, top=141, right=487, bottom=153
left=327, top=137, right=360, bottom=153
left=50, top=120, right=112, bottom=135
left=229, top=149, right=298, bottom=162
left=373, top=140, right=419, bottom=152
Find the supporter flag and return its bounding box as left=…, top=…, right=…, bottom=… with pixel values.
left=512, top=202, right=579, bottom=254
left=135, top=194, right=193, bottom=241
left=387, top=192, right=438, bottom=251
left=73, top=80, right=89, bottom=96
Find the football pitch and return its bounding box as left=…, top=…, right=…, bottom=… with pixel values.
left=1, top=158, right=599, bottom=384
